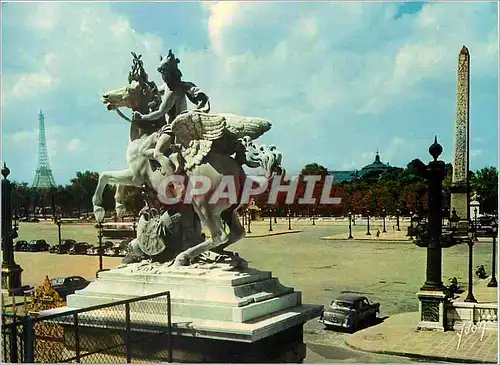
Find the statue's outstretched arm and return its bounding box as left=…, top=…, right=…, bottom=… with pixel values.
left=141, top=90, right=176, bottom=121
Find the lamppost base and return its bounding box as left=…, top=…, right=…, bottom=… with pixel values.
left=1, top=264, right=24, bottom=296
left=487, top=277, right=498, bottom=287
left=464, top=294, right=477, bottom=303
left=348, top=235, right=353, bottom=239
left=420, top=283, right=446, bottom=292
left=383, top=229, right=387, bottom=233
left=366, top=232, right=371, bottom=236
left=416, top=291, right=447, bottom=332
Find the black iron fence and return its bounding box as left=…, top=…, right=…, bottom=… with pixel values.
left=1, top=291, right=172, bottom=363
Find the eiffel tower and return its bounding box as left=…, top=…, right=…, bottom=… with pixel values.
left=32, top=110, right=56, bottom=188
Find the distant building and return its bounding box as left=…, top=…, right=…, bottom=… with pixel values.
left=328, top=151, right=391, bottom=184
left=327, top=170, right=358, bottom=183
left=357, top=151, right=391, bottom=181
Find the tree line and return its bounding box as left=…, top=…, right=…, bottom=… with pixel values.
left=251, top=162, right=498, bottom=218
left=9, top=163, right=497, bottom=219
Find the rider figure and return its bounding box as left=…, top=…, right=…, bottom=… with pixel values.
left=132, top=49, right=210, bottom=174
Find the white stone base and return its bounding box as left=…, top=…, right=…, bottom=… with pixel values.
left=53, top=262, right=323, bottom=343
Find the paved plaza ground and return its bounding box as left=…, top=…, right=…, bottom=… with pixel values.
left=11, top=220, right=499, bottom=362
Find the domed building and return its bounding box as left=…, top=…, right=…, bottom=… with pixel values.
left=328, top=151, right=391, bottom=184
left=357, top=151, right=391, bottom=181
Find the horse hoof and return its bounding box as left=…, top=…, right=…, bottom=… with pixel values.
left=94, top=206, right=105, bottom=223
left=172, top=254, right=189, bottom=267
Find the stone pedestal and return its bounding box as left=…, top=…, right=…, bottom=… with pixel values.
left=417, top=291, right=448, bottom=331
left=50, top=263, right=322, bottom=362
left=1, top=263, right=24, bottom=296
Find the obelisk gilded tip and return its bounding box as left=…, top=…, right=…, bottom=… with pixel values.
left=460, top=45, right=469, bottom=55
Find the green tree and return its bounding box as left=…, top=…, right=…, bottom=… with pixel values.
left=300, top=163, right=329, bottom=177
left=470, top=166, right=498, bottom=213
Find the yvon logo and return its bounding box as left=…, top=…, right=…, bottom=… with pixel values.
left=456, top=320, right=487, bottom=350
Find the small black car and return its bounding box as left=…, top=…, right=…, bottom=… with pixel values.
left=50, top=239, right=77, bottom=254
left=26, top=240, right=50, bottom=252
left=319, top=293, right=380, bottom=333
left=50, top=276, right=90, bottom=299
left=14, top=240, right=29, bottom=251
left=68, top=242, right=91, bottom=255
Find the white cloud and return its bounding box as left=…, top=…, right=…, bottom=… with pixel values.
left=67, top=138, right=85, bottom=152
left=10, top=129, right=38, bottom=143
left=1, top=2, right=497, bottom=183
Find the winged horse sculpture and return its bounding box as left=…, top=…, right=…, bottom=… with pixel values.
left=92, top=53, right=282, bottom=267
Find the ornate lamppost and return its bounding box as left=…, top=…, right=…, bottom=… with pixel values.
left=366, top=209, right=371, bottom=235
left=97, top=222, right=104, bottom=272
left=414, top=138, right=448, bottom=290
left=1, top=163, right=24, bottom=295
left=487, top=222, right=498, bottom=287
left=288, top=207, right=292, bottom=231
left=312, top=207, right=316, bottom=226
left=268, top=206, right=273, bottom=232
left=246, top=210, right=252, bottom=234
left=382, top=208, right=387, bottom=233
left=348, top=211, right=353, bottom=239
left=274, top=209, right=277, bottom=224
left=464, top=224, right=477, bottom=303
left=412, top=137, right=448, bottom=331
left=473, top=207, right=479, bottom=241
left=396, top=208, right=401, bottom=231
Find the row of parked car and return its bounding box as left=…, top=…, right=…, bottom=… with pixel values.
left=14, top=239, right=130, bottom=257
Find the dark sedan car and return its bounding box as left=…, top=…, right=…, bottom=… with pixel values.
left=26, top=240, right=50, bottom=252
left=14, top=240, right=29, bottom=251
left=50, top=276, right=90, bottom=299
left=319, top=293, right=380, bottom=333
left=50, top=239, right=77, bottom=254
left=68, top=242, right=91, bottom=255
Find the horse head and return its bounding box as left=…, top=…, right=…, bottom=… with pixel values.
left=102, top=53, right=156, bottom=113
left=102, top=80, right=152, bottom=112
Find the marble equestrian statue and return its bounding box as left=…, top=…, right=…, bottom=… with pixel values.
left=92, top=51, right=283, bottom=267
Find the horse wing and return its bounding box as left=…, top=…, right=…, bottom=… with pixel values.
left=219, top=113, right=271, bottom=140
left=171, top=111, right=226, bottom=147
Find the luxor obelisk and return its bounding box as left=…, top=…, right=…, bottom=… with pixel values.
left=450, top=45, right=470, bottom=223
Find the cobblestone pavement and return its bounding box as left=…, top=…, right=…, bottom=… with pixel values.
left=345, top=312, right=498, bottom=363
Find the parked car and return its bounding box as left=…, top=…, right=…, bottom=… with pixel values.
left=68, top=242, right=91, bottom=255
left=26, top=239, right=50, bottom=252
left=49, top=239, right=77, bottom=254
left=49, top=276, right=90, bottom=299
left=14, top=240, right=29, bottom=251
left=104, top=240, right=130, bottom=257
left=319, top=293, right=380, bottom=333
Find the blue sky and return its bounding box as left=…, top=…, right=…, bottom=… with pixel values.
left=1, top=1, right=498, bottom=185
